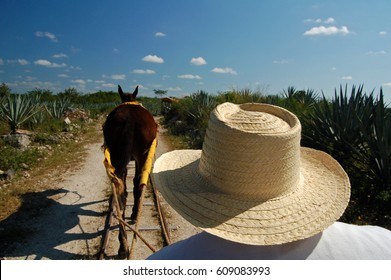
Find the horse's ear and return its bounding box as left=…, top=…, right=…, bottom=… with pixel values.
left=132, top=86, right=139, bottom=98
left=118, top=85, right=125, bottom=100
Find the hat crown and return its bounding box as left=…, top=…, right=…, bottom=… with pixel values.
left=198, top=102, right=302, bottom=200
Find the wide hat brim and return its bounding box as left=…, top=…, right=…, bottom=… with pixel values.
left=153, top=147, right=350, bottom=245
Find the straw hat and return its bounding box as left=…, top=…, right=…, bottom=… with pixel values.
left=153, top=102, right=350, bottom=245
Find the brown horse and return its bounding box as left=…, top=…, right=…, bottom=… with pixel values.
left=103, top=85, right=157, bottom=258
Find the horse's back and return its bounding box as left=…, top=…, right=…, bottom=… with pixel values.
left=105, top=104, right=156, bottom=133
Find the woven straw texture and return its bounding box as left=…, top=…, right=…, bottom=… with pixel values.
left=153, top=103, right=350, bottom=245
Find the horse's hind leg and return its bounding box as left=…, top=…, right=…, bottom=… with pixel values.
left=117, top=169, right=129, bottom=259
left=130, top=150, right=150, bottom=221
left=130, top=161, right=142, bottom=221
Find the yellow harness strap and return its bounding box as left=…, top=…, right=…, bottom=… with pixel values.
left=103, top=147, right=117, bottom=181
left=122, top=101, right=143, bottom=107
left=124, top=101, right=139, bottom=105
left=139, top=138, right=157, bottom=186
left=103, top=138, right=157, bottom=187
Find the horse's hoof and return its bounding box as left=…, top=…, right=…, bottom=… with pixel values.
left=130, top=213, right=137, bottom=221
left=118, top=249, right=128, bottom=259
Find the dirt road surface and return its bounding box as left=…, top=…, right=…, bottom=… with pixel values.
left=1, top=123, right=199, bottom=260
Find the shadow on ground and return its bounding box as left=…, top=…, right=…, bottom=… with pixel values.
left=0, top=188, right=106, bottom=259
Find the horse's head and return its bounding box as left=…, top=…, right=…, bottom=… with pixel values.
left=118, top=85, right=138, bottom=103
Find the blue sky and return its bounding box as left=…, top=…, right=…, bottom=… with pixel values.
left=1, top=0, right=391, bottom=102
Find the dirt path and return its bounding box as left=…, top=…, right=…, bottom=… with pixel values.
left=1, top=121, right=199, bottom=260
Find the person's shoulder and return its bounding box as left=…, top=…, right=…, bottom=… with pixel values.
left=147, top=232, right=236, bottom=260
left=147, top=238, right=188, bottom=260
left=147, top=233, right=211, bottom=260
left=314, top=222, right=391, bottom=259
left=329, top=222, right=391, bottom=236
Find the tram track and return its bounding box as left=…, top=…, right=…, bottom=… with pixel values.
left=98, top=161, right=174, bottom=259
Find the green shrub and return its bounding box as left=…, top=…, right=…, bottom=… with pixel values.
left=0, top=141, right=44, bottom=172
left=216, top=88, right=264, bottom=104
left=138, top=97, right=162, bottom=116
left=164, top=91, right=217, bottom=148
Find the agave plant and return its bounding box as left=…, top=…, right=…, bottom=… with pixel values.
left=29, top=108, right=48, bottom=125
left=359, top=90, right=391, bottom=191
left=302, top=84, right=391, bottom=226
left=45, top=97, right=71, bottom=119
left=0, top=94, right=42, bottom=133
left=180, top=91, right=217, bottom=148
left=281, top=86, right=319, bottom=118
left=302, top=85, right=370, bottom=157
left=186, top=91, right=217, bottom=126
left=282, top=86, right=297, bottom=100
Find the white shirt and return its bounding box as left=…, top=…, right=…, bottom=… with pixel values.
left=147, top=222, right=391, bottom=260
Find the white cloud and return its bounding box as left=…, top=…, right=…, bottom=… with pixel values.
left=102, top=83, right=116, bottom=88
left=382, top=82, right=391, bottom=87
left=166, top=87, right=183, bottom=92
left=178, top=74, right=202, bottom=79
left=18, top=59, right=29, bottom=65
left=366, top=50, right=387, bottom=55
left=191, top=57, right=207, bottom=66
left=133, top=69, right=156, bottom=74
left=211, top=67, right=237, bottom=75
left=111, top=74, right=126, bottom=80
left=57, top=74, right=69, bottom=78
left=324, top=17, right=335, bottom=24
left=52, top=53, right=68, bottom=58
left=304, top=18, right=321, bottom=24
left=69, top=65, right=82, bottom=71
left=304, top=25, right=350, bottom=36
left=142, top=55, right=164, bottom=63
left=34, top=59, right=66, bottom=68
left=71, top=79, right=86, bottom=85
left=95, top=80, right=105, bottom=84
left=136, top=84, right=147, bottom=90
left=0, top=58, right=4, bottom=65
left=25, top=76, right=36, bottom=81
left=379, top=31, right=388, bottom=36
left=34, top=59, right=50, bottom=66
left=35, top=31, right=58, bottom=42
left=155, top=32, right=166, bottom=37
left=341, top=76, right=353, bottom=80
left=10, top=80, right=56, bottom=90
left=6, top=59, right=29, bottom=65
left=273, top=59, right=289, bottom=64
left=304, top=17, right=335, bottom=24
